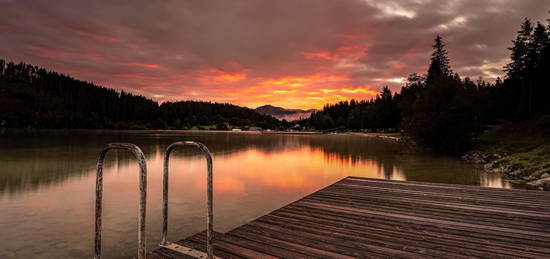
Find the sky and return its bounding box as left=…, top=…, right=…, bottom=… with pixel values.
left=0, top=0, right=548, bottom=109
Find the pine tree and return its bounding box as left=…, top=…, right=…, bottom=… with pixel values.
left=505, top=18, right=533, bottom=80
left=426, top=35, right=452, bottom=84
left=0, top=59, right=4, bottom=76
left=528, top=22, right=550, bottom=114
left=402, top=35, right=475, bottom=153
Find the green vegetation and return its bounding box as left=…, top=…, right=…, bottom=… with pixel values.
left=189, top=125, right=216, bottom=130
left=365, top=132, right=402, bottom=138
left=476, top=116, right=550, bottom=178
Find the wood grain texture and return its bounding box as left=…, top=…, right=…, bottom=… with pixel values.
left=149, top=177, right=550, bottom=258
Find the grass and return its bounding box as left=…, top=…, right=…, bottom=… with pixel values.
left=366, top=132, right=402, bottom=138
left=475, top=115, right=550, bottom=178
left=189, top=125, right=217, bottom=130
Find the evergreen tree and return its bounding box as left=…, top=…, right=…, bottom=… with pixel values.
left=529, top=22, right=550, bottom=114
left=403, top=35, right=474, bottom=153
left=502, top=16, right=550, bottom=117
left=426, top=35, right=452, bottom=84
left=505, top=19, right=533, bottom=80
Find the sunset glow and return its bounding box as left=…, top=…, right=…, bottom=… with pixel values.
left=1, top=0, right=547, bottom=109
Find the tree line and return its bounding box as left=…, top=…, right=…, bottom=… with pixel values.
left=0, top=62, right=281, bottom=129
left=302, top=15, right=550, bottom=153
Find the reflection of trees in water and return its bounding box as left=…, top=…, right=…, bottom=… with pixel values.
left=0, top=129, right=159, bottom=194
left=305, top=135, right=405, bottom=180
left=0, top=130, right=134, bottom=194
left=1, top=131, right=405, bottom=193
left=0, top=129, right=505, bottom=194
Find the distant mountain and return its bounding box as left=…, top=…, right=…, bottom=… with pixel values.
left=255, top=105, right=316, bottom=121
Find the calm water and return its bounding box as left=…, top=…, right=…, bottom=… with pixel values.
left=0, top=129, right=513, bottom=258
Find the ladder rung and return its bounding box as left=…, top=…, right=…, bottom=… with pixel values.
left=160, top=243, right=221, bottom=259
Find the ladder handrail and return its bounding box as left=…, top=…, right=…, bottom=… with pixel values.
left=94, top=143, right=147, bottom=259
left=162, top=141, right=214, bottom=259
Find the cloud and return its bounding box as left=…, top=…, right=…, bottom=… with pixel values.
left=0, top=0, right=548, bottom=109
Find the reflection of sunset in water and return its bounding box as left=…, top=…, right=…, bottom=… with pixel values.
left=164, top=146, right=407, bottom=200
left=0, top=131, right=515, bottom=258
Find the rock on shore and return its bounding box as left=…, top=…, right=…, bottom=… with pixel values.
left=461, top=150, right=550, bottom=191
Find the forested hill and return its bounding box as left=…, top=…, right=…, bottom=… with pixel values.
left=0, top=60, right=280, bottom=129
left=255, top=105, right=316, bottom=121
left=159, top=101, right=280, bottom=129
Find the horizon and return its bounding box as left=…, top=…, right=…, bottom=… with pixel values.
left=1, top=0, right=548, bottom=110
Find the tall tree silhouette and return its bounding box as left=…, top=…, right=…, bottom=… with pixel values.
left=503, top=17, right=550, bottom=116
left=402, top=35, right=474, bottom=153
left=528, top=22, right=550, bottom=114
left=505, top=19, right=533, bottom=79
left=505, top=19, right=533, bottom=116
left=426, top=35, right=452, bottom=84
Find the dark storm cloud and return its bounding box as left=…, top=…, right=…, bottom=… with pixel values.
left=0, top=0, right=548, bottom=108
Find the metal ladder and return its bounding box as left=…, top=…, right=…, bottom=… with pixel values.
left=93, top=141, right=215, bottom=259
left=160, top=141, right=216, bottom=259
left=94, top=143, right=147, bottom=259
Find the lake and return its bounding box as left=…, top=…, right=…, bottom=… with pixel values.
left=0, top=129, right=513, bottom=258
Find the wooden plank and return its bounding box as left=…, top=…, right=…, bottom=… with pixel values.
left=345, top=177, right=550, bottom=199
left=296, top=200, right=550, bottom=238
left=228, top=228, right=356, bottom=259
left=249, top=218, right=478, bottom=258
left=233, top=224, right=389, bottom=258
left=150, top=176, right=550, bottom=258
left=315, top=189, right=550, bottom=222
left=305, top=193, right=550, bottom=229
left=219, top=231, right=323, bottom=258
left=332, top=183, right=550, bottom=211
left=282, top=203, right=550, bottom=246
left=336, top=181, right=550, bottom=205
left=314, top=189, right=550, bottom=221
left=176, top=232, right=245, bottom=259
left=262, top=211, right=550, bottom=258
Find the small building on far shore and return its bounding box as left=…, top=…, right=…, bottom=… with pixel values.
left=248, top=126, right=262, bottom=131
left=290, top=124, right=303, bottom=131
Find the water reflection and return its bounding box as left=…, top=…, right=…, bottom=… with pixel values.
left=0, top=130, right=513, bottom=258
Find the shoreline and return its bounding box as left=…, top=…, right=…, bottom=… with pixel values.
left=460, top=116, right=550, bottom=191
left=331, top=132, right=403, bottom=141
left=461, top=150, right=550, bottom=190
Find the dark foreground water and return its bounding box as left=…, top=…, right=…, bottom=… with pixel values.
left=0, top=129, right=513, bottom=258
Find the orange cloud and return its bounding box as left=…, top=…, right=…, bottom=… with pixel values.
left=199, top=68, right=247, bottom=83
left=320, top=89, right=338, bottom=93
left=341, top=87, right=378, bottom=95
left=264, top=76, right=314, bottom=87
left=302, top=50, right=335, bottom=60
left=125, top=62, right=160, bottom=69
left=200, top=71, right=378, bottom=110
left=302, top=44, right=367, bottom=60
left=273, top=90, right=298, bottom=94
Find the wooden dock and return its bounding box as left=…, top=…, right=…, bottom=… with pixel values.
left=150, top=176, right=550, bottom=258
